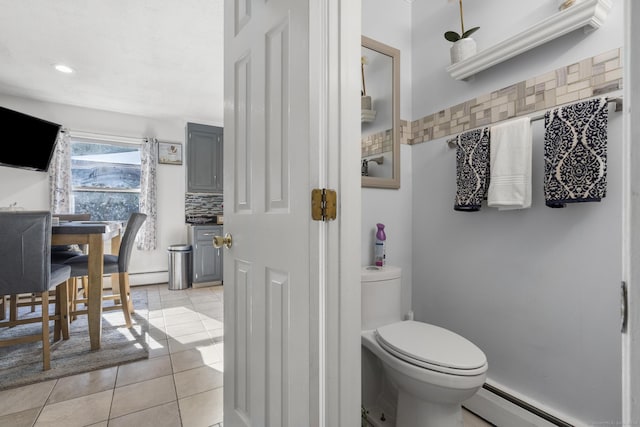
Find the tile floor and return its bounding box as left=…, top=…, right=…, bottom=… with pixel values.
left=0, top=284, right=224, bottom=427
left=0, top=283, right=491, bottom=427
left=462, top=410, right=494, bottom=427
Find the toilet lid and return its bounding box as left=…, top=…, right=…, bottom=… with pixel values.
left=375, top=321, right=487, bottom=376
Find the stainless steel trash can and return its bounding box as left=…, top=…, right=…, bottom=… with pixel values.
left=168, top=244, right=192, bottom=290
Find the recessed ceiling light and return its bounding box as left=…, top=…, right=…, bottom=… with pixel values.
left=54, top=64, right=74, bottom=74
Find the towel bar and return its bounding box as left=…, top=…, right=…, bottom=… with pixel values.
left=446, top=95, right=623, bottom=148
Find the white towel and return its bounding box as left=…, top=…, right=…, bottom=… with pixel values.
left=487, top=117, right=532, bottom=210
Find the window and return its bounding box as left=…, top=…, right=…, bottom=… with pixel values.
left=70, top=137, right=141, bottom=222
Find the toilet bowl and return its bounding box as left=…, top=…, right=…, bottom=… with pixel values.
left=361, top=266, right=487, bottom=427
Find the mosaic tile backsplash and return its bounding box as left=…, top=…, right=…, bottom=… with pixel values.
left=361, top=128, right=394, bottom=157
left=404, top=48, right=622, bottom=145
left=185, top=192, right=223, bottom=223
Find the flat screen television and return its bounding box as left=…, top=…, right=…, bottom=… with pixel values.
left=0, top=106, right=62, bottom=172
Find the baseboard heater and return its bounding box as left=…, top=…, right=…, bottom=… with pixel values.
left=127, top=271, right=169, bottom=287
left=482, top=383, right=574, bottom=427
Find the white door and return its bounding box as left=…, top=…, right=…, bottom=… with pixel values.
left=223, top=0, right=361, bottom=425
left=223, top=1, right=311, bottom=423
left=222, top=0, right=310, bottom=426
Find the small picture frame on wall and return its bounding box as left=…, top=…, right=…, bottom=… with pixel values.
left=158, top=142, right=183, bottom=165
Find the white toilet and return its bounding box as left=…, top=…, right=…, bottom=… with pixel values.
left=361, top=265, right=487, bottom=427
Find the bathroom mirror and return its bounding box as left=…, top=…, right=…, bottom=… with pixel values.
left=361, top=36, right=400, bottom=189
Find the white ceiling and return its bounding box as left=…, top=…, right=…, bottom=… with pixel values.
left=0, top=0, right=224, bottom=124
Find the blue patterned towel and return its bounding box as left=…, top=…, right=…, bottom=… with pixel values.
left=454, top=127, right=490, bottom=211
left=544, top=98, right=608, bottom=208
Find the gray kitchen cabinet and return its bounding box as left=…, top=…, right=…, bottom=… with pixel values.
left=188, top=225, right=223, bottom=286
left=186, top=123, right=223, bottom=193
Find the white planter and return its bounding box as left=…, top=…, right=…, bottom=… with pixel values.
left=361, top=95, right=372, bottom=110
left=450, top=38, right=477, bottom=64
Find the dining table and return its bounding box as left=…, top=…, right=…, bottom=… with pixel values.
left=51, top=221, right=122, bottom=350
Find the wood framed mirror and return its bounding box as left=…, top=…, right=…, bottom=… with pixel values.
left=361, top=36, right=400, bottom=189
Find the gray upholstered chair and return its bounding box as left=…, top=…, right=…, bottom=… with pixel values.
left=51, top=213, right=92, bottom=264
left=65, top=212, right=147, bottom=328
left=0, top=211, right=71, bottom=370
left=12, top=213, right=91, bottom=314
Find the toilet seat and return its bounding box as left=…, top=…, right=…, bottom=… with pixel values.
left=375, top=320, right=487, bottom=376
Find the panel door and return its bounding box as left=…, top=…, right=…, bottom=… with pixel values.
left=223, top=0, right=313, bottom=425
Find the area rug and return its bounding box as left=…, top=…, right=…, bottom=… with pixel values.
left=0, top=289, right=149, bottom=391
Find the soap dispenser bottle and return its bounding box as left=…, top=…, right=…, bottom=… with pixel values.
left=374, top=223, right=386, bottom=267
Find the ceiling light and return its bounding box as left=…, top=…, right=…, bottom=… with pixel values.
left=54, top=64, right=74, bottom=74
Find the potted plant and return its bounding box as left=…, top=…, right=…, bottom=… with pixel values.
left=444, top=0, right=479, bottom=64
left=361, top=55, right=372, bottom=111
left=360, top=54, right=377, bottom=122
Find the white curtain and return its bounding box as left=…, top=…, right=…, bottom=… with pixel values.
left=48, top=130, right=72, bottom=213
left=138, top=137, right=158, bottom=250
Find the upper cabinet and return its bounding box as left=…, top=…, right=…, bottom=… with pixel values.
left=186, top=123, right=224, bottom=193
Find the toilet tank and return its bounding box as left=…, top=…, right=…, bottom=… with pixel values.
left=361, top=265, right=402, bottom=331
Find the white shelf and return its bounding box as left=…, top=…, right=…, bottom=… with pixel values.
left=361, top=109, right=377, bottom=122
left=446, top=0, right=612, bottom=80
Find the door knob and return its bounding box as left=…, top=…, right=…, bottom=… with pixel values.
left=213, top=233, right=232, bottom=249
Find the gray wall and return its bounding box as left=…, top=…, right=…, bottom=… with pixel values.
left=410, top=0, right=623, bottom=423
left=362, top=145, right=413, bottom=316
left=361, top=0, right=413, bottom=317
left=412, top=118, right=622, bottom=423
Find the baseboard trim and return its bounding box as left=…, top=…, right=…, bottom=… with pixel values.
left=99, top=271, right=222, bottom=289
left=464, top=380, right=582, bottom=427
left=101, top=271, right=169, bottom=288
left=129, top=271, right=168, bottom=286
left=192, top=280, right=222, bottom=288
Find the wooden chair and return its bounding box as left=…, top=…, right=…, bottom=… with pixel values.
left=47, top=213, right=92, bottom=319
left=66, top=212, right=146, bottom=328
left=0, top=211, right=71, bottom=370
left=7, top=214, right=92, bottom=315
left=51, top=213, right=92, bottom=263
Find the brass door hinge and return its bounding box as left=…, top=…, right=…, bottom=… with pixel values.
left=311, top=188, right=337, bottom=221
